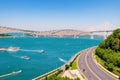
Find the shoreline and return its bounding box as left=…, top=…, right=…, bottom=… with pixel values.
left=32, top=47, right=90, bottom=80
left=32, top=48, right=88, bottom=80
left=34, top=46, right=119, bottom=80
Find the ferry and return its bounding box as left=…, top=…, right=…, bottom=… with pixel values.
left=21, top=56, right=30, bottom=60
left=7, top=46, right=20, bottom=52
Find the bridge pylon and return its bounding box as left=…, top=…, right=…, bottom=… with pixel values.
left=103, top=31, right=109, bottom=39
left=90, top=32, right=94, bottom=39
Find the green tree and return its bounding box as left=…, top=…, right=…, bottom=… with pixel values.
left=112, top=38, right=120, bottom=51
left=65, top=64, right=69, bottom=70
left=113, top=29, right=120, bottom=39
left=107, top=63, right=114, bottom=72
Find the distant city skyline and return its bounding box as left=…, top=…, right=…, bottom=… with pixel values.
left=0, top=0, right=120, bottom=31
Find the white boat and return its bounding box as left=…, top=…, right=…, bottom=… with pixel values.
left=39, top=50, right=44, bottom=53
left=7, top=46, right=19, bottom=52
left=21, top=56, right=30, bottom=60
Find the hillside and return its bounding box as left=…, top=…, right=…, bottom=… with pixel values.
left=0, top=26, right=90, bottom=37
left=95, top=28, right=120, bottom=75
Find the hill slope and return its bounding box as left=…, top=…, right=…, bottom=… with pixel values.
left=0, top=26, right=90, bottom=37
left=95, top=28, right=120, bottom=76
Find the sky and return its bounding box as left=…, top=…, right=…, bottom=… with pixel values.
left=0, top=0, right=120, bottom=31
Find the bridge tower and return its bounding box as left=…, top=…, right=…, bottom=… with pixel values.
left=35, top=32, right=39, bottom=38
left=22, top=32, right=25, bottom=37
left=90, top=32, right=94, bottom=39
left=73, top=35, right=79, bottom=39
left=103, top=22, right=109, bottom=39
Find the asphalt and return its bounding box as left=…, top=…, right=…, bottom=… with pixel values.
left=78, top=47, right=115, bottom=80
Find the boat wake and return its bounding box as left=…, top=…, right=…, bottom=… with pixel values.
left=58, top=57, right=67, bottom=63
left=0, top=70, right=22, bottom=78
left=12, top=55, right=30, bottom=60
left=20, top=49, right=44, bottom=53
left=12, top=55, right=21, bottom=59
left=5, top=46, right=44, bottom=53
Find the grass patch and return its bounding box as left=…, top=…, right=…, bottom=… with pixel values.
left=65, top=54, right=80, bottom=70
left=69, top=59, right=77, bottom=70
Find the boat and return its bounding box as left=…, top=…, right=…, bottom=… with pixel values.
left=7, top=46, right=20, bottom=52
left=21, top=56, right=30, bottom=60
left=39, top=49, right=44, bottom=53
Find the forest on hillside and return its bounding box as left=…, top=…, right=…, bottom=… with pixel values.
left=95, top=29, right=120, bottom=75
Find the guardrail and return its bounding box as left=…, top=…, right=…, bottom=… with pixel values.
left=32, top=48, right=86, bottom=80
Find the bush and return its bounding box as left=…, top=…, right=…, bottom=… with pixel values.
left=107, top=63, right=114, bottom=71
left=65, top=64, right=70, bottom=70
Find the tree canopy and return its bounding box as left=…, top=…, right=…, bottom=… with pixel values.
left=99, top=28, right=120, bottom=52
left=95, top=28, right=120, bottom=75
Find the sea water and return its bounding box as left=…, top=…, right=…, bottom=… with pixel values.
left=0, top=37, right=102, bottom=80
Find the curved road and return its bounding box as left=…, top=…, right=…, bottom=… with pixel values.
left=78, top=47, right=115, bottom=80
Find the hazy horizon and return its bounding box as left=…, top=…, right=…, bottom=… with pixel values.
left=0, top=0, right=120, bottom=31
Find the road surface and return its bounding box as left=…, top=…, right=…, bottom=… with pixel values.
left=78, top=47, right=115, bottom=80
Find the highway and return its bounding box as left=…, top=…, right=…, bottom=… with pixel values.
left=78, top=47, right=115, bottom=80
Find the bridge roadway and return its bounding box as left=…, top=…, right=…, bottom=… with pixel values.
left=78, top=47, right=115, bottom=80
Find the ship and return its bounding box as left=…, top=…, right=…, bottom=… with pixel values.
left=39, top=49, right=44, bottom=53
left=7, top=46, right=20, bottom=52
left=21, top=56, right=30, bottom=60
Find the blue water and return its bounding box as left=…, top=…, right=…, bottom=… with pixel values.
left=0, top=37, right=102, bottom=80
left=8, top=33, right=28, bottom=37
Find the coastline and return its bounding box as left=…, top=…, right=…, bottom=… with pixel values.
left=0, top=37, right=102, bottom=80
left=32, top=47, right=91, bottom=80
